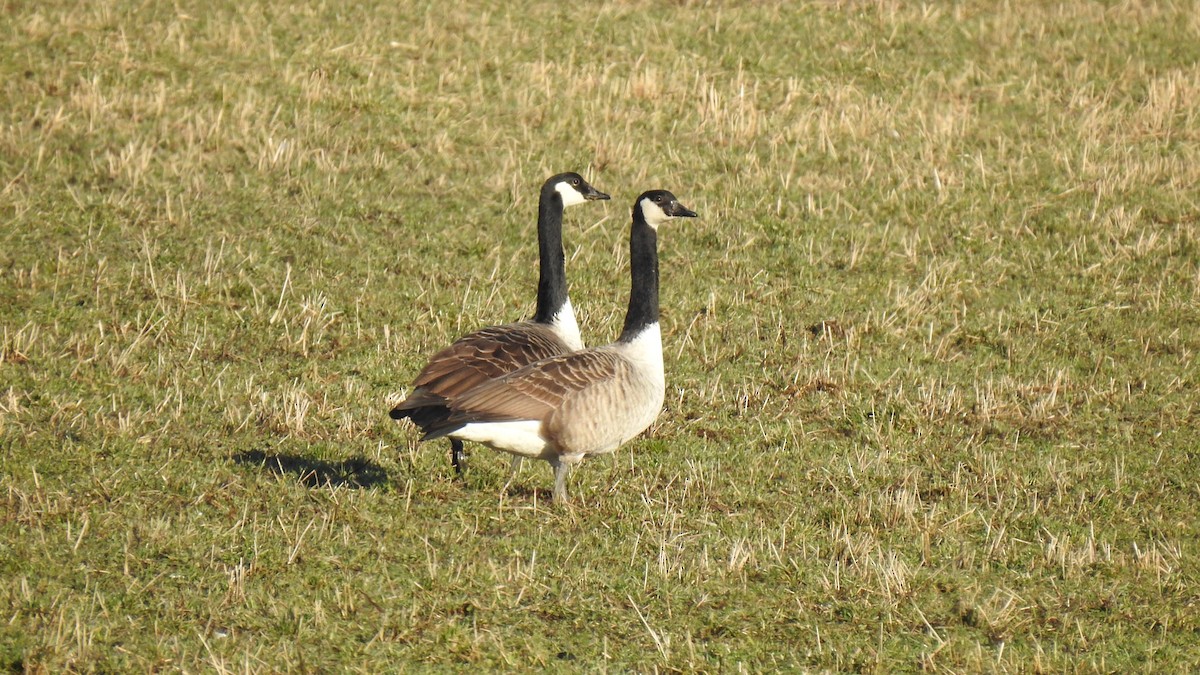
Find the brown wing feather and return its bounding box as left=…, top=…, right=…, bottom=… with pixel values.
left=437, top=349, right=624, bottom=426
left=396, top=321, right=571, bottom=410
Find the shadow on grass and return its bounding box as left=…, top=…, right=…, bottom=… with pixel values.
left=499, top=483, right=550, bottom=501
left=233, top=449, right=388, bottom=489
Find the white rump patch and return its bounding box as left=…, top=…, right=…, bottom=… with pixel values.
left=450, top=420, right=550, bottom=458
left=555, top=181, right=588, bottom=207
left=639, top=198, right=670, bottom=229
left=551, top=299, right=584, bottom=350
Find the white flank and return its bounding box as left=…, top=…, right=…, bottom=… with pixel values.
left=450, top=420, right=550, bottom=458
left=550, top=299, right=584, bottom=350
left=555, top=181, right=588, bottom=207
left=639, top=198, right=670, bottom=229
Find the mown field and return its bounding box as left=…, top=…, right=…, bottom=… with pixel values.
left=2, top=0, right=1199, bottom=671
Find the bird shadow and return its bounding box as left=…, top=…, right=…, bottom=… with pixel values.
left=232, top=449, right=388, bottom=490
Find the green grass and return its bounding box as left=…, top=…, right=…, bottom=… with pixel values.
left=3, top=0, right=1199, bottom=671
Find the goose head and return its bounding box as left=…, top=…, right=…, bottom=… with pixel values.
left=635, top=190, right=698, bottom=229
left=550, top=172, right=610, bottom=207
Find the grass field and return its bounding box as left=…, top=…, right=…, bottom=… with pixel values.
left=3, top=0, right=1199, bottom=671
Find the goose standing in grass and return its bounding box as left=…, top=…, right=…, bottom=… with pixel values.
left=390, top=172, right=609, bottom=473
left=421, top=190, right=698, bottom=502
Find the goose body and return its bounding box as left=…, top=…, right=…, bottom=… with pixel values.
left=441, top=328, right=664, bottom=460
left=422, top=190, right=697, bottom=501
left=390, top=172, right=608, bottom=472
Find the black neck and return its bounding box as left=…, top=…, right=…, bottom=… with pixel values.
left=618, top=213, right=659, bottom=341
left=532, top=186, right=568, bottom=324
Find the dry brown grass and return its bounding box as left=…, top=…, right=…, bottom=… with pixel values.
left=3, top=0, right=1199, bottom=671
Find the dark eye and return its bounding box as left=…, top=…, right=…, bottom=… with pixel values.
left=572, top=178, right=581, bottom=186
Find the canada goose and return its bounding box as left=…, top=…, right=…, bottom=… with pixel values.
left=421, top=189, right=698, bottom=502
left=389, top=172, right=609, bottom=473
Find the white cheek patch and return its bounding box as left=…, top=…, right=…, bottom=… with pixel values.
left=555, top=181, right=588, bottom=207
left=639, top=198, right=669, bottom=229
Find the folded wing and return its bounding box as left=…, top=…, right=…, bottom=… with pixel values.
left=422, top=349, right=624, bottom=437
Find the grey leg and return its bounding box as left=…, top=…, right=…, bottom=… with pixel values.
left=551, top=459, right=571, bottom=503
left=500, top=454, right=521, bottom=495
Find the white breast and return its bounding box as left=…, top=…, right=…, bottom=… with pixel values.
left=617, top=323, right=664, bottom=387
left=550, top=299, right=584, bottom=351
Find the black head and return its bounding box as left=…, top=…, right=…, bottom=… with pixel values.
left=544, top=172, right=610, bottom=206
left=633, top=189, right=698, bottom=229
